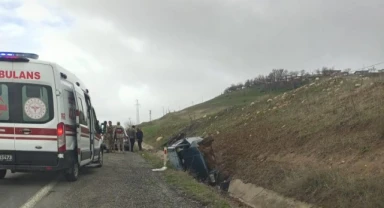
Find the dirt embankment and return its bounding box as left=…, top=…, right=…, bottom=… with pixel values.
left=149, top=76, right=384, bottom=208
left=207, top=76, right=384, bottom=208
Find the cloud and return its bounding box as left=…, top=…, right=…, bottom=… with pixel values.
left=15, top=1, right=62, bottom=24
left=120, top=37, right=146, bottom=53
left=1, top=0, right=384, bottom=124
left=0, top=23, right=25, bottom=38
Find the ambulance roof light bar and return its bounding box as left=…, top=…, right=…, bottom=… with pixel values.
left=0, top=52, right=39, bottom=60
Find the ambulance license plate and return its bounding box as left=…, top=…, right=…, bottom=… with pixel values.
left=0, top=154, right=13, bottom=162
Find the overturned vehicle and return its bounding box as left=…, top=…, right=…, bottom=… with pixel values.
left=165, top=135, right=230, bottom=190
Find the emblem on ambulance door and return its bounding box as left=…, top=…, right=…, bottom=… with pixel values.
left=24, top=98, right=47, bottom=120
left=0, top=96, right=8, bottom=116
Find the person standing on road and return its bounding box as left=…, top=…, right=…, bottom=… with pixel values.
left=101, top=121, right=108, bottom=152
left=127, top=125, right=137, bottom=152
left=106, top=121, right=114, bottom=153
left=136, top=127, right=144, bottom=151
left=113, top=122, right=128, bottom=153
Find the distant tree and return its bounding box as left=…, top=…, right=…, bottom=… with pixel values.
left=244, top=79, right=252, bottom=88
left=236, top=82, right=244, bottom=90
left=283, top=69, right=289, bottom=77
left=224, top=84, right=238, bottom=93
left=321, top=67, right=333, bottom=76
left=253, top=75, right=265, bottom=85
left=269, top=69, right=286, bottom=82
left=250, top=79, right=255, bottom=86
left=369, top=66, right=377, bottom=72
left=223, top=68, right=310, bottom=93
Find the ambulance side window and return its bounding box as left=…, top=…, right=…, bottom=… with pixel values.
left=77, top=97, right=87, bottom=125
left=84, top=95, right=95, bottom=131
left=90, top=110, right=95, bottom=132
left=0, top=84, right=10, bottom=121
left=81, top=97, right=89, bottom=125
left=66, top=91, right=76, bottom=121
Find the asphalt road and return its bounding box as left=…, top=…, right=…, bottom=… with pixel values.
left=0, top=171, right=58, bottom=208
left=0, top=152, right=202, bottom=208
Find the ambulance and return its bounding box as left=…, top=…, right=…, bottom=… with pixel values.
left=0, top=52, right=103, bottom=182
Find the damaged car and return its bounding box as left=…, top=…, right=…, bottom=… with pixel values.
left=166, top=136, right=219, bottom=185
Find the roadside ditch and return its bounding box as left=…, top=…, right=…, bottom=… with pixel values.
left=141, top=136, right=316, bottom=208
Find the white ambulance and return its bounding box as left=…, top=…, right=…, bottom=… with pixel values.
left=0, top=52, right=103, bottom=182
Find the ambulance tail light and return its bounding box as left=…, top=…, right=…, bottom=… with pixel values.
left=57, top=122, right=66, bottom=153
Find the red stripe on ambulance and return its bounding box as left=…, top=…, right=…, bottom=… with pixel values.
left=15, top=137, right=57, bottom=141
left=0, top=136, right=14, bottom=140
left=15, top=127, right=56, bottom=136
left=0, top=127, right=15, bottom=134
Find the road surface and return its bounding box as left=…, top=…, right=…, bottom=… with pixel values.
left=0, top=152, right=202, bottom=208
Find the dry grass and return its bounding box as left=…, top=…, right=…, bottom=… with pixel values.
left=140, top=151, right=232, bottom=208
left=273, top=167, right=384, bottom=208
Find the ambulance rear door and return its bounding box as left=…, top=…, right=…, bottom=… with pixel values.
left=72, top=84, right=92, bottom=165
left=12, top=61, right=59, bottom=167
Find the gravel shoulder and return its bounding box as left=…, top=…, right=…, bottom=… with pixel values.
left=34, top=152, right=202, bottom=208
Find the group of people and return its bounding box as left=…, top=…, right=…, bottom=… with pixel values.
left=102, top=121, right=144, bottom=153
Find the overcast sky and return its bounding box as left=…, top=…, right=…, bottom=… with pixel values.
left=1, top=0, right=383, bottom=124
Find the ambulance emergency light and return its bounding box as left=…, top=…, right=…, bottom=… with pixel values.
left=0, top=52, right=39, bottom=60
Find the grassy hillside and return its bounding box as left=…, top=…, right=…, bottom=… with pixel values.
left=141, top=75, right=384, bottom=208
left=141, top=88, right=286, bottom=147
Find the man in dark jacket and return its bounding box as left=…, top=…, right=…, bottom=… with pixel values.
left=126, top=125, right=136, bottom=152
left=136, top=128, right=144, bottom=151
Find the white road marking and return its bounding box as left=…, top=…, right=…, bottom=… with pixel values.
left=19, top=178, right=58, bottom=208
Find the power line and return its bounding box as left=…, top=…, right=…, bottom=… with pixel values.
left=149, top=110, right=152, bottom=122
left=136, top=99, right=140, bottom=125
left=357, top=61, right=384, bottom=71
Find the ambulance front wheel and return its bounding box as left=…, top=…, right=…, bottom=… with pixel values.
left=64, top=161, right=79, bottom=182
left=0, top=169, right=6, bottom=179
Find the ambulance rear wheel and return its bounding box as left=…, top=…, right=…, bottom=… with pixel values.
left=65, top=161, right=79, bottom=182
left=0, top=169, right=6, bottom=179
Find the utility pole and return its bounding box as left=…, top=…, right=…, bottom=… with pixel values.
left=162, top=107, right=165, bottom=116
left=128, top=118, right=132, bottom=126
left=136, top=99, right=140, bottom=125
left=149, top=110, right=152, bottom=122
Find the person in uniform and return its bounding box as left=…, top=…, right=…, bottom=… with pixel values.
left=126, top=125, right=137, bottom=152
left=106, top=121, right=115, bottom=153
left=113, top=121, right=128, bottom=153
left=136, top=127, right=144, bottom=151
